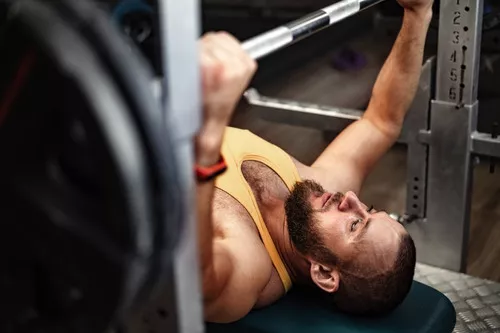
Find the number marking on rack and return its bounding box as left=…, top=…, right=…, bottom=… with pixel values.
left=448, top=1, right=469, bottom=107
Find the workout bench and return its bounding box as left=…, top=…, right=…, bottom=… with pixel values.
left=207, top=281, right=456, bottom=333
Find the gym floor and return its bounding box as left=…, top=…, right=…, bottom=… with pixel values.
left=230, top=31, right=500, bottom=282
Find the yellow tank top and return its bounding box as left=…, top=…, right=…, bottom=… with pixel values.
left=215, top=127, right=302, bottom=293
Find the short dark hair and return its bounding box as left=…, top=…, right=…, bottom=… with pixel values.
left=328, top=233, right=416, bottom=316
left=284, top=180, right=416, bottom=315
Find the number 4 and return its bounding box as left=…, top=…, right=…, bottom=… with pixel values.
left=450, top=50, right=457, bottom=63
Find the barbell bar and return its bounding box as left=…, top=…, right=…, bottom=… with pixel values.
left=242, top=0, right=387, bottom=60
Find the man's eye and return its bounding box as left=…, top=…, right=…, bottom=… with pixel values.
left=351, top=219, right=361, bottom=232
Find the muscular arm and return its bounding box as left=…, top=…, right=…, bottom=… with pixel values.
left=197, top=128, right=267, bottom=323
left=311, top=7, right=432, bottom=193
left=196, top=123, right=229, bottom=303
left=195, top=31, right=260, bottom=322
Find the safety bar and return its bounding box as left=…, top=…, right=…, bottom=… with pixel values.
left=471, top=132, right=500, bottom=159
left=243, top=88, right=363, bottom=132
left=242, top=0, right=387, bottom=60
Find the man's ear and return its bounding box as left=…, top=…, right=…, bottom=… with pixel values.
left=310, top=261, right=340, bottom=293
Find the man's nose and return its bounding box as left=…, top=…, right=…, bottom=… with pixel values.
left=338, top=191, right=364, bottom=213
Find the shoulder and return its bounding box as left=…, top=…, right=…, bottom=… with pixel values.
left=206, top=190, right=274, bottom=323
left=204, top=238, right=273, bottom=323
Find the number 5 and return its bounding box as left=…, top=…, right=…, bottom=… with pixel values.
left=450, top=68, right=458, bottom=81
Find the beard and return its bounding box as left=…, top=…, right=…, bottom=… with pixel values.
left=285, top=180, right=343, bottom=263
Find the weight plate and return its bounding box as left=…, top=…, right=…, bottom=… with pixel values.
left=0, top=0, right=157, bottom=331
left=52, top=0, right=184, bottom=297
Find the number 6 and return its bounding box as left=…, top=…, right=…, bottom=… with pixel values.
left=449, top=87, right=457, bottom=100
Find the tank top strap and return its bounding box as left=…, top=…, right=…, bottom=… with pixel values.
left=215, top=127, right=299, bottom=292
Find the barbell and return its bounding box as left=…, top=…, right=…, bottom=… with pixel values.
left=110, top=0, right=388, bottom=62
left=242, top=0, right=387, bottom=60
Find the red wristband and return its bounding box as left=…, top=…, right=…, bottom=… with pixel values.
left=195, top=155, right=227, bottom=182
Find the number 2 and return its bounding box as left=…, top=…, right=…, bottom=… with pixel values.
left=453, top=11, right=461, bottom=25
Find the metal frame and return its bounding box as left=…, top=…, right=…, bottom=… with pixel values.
left=127, top=0, right=204, bottom=332
left=244, top=88, right=363, bottom=132
left=156, top=0, right=205, bottom=330
left=401, top=57, right=434, bottom=222
left=422, top=0, right=483, bottom=272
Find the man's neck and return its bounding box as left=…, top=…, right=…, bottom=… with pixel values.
left=261, top=199, right=311, bottom=286
left=240, top=160, right=311, bottom=286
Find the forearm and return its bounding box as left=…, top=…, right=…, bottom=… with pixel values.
left=311, top=6, right=433, bottom=189
left=195, top=121, right=225, bottom=273
left=364, top=7, right=432, bottom=137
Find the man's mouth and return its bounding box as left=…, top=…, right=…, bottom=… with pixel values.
left=322, top=193, right=332, bottom=208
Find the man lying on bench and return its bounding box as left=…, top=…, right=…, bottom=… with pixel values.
left=195, top=0, right=433, bottom=324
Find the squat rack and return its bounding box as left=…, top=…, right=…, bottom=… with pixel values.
left=127, top=0, right=205, bottom=332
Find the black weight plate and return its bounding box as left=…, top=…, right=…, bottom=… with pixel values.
left=0, top=0, right=155, bottom=331
left=53, top=0, right=184, bottom=295
left=42, top=0, right=163, bottom=318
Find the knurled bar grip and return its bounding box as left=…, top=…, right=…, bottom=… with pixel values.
left=242, top=0, right=387, bottom=60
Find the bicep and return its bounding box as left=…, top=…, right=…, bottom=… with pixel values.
left=202, top=241, right=234, bottom=304
left=311, top=118, right=397, bottom=193
left=203, top=241, right=266, bottom=323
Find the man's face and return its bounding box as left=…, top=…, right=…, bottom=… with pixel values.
left=285, top=180, right=407, bottom=274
